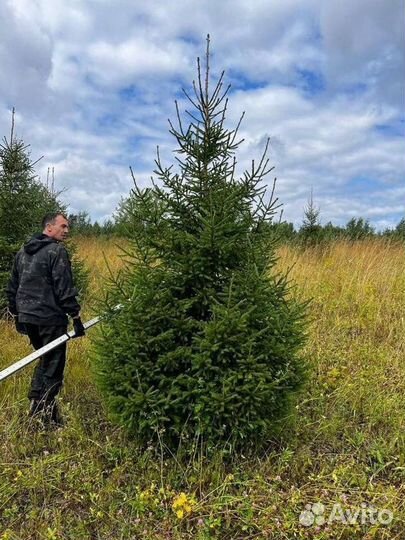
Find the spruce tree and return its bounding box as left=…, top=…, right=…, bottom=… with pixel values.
left=94, top=40, right=307, bottom=451
left=299, top=189, right=322, bottom=246
left=0, top=110, right=88, bottom=311
left=345, top=217, right=374, bottom=241
left=0, top=114, right=60, bottom=244
left=395, top=218, right=405, bottom=240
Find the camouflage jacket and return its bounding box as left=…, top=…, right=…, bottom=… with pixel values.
left=6, top=234, right=80, bottom=326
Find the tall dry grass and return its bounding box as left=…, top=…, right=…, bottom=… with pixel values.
left=278, top=240, right=405, bottom=442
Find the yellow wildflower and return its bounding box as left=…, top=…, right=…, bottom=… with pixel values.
left=172, top=492, right=188, bottom=509
left=172, top=491, right=197, bottom=518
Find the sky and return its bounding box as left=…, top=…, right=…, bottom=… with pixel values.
left=0, top=0, right=404, bottom=230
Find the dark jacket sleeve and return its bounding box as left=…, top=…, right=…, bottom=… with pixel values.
left=6, top=254, right=20, bottom=316
left=50, top=245, right=81, bottom=317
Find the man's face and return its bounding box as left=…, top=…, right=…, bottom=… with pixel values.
left=44, top=215, right=69, bottom=242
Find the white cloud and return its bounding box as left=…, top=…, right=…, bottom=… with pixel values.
left=0, top=1, right=52, bottom=110
left=0, top=0, right=403, bottom=228
left=85, top=38, right=193, bottom=88
left=320, top=0, right=405, bottom=107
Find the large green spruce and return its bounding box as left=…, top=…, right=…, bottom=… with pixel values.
left=95, top=43, right=308, bottom=451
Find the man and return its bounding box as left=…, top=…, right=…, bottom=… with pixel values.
left=6, top=213, right=85, bottom=427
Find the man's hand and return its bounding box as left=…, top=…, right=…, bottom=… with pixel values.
left=14, top=317, right=27, bottom=335
left=72, top=316, right=85, bottom=338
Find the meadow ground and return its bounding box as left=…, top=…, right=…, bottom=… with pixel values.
left=0, top=237, right=404, bottom=540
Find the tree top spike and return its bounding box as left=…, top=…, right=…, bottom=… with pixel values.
left=10, top=107, right=16, bottom=143
left=205, top=35, right=211, bottom=104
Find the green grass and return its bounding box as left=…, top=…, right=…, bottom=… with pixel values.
left=1, top=238, right=404, bottom=539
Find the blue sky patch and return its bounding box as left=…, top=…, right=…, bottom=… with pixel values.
left=296, top=68, right=325, bottom=95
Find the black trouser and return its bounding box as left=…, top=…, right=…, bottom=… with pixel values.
left=25, top=324, right=68, bottom=403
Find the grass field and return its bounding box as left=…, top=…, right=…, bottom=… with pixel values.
left=1, top=237, right=404, bottom=540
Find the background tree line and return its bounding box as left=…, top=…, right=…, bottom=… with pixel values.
left=68, top=195, right=405, bottom=245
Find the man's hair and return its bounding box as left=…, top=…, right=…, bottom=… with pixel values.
left=41, top=213, right=67, bottom=230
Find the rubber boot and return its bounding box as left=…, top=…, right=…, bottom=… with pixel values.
left=28, top=399, right=45, bottom=417
left=28, top=399, right=47, bottom=430
left=45, top=400, right=64, bottom=428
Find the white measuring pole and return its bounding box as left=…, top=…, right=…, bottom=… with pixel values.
left=0, top=305, right=122, bottom=383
